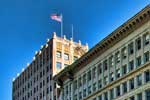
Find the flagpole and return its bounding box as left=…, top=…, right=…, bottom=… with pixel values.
left=61, top=14, right=63, bottom=38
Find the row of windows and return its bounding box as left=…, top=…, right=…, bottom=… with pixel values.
left=93, top=89, right=150, bottom=100
left=13, top=63, right=52, bottom=91
left=62, top=33, right=150, bottom=100
left=57, top=51, right=78, bottom=61
left=62, top=70, right=150, bottom=100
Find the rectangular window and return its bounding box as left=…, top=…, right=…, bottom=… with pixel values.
left=104, top=92, right=108, bottom=100
left=74, top=56, right=78, bottom=61
left=137, top=93, right=142, bottom=100
left=98, top=95, right=102, bottom=100
left=56, top=62, right=61, bottom=69
left=130, top=96, right=135, bottom=100
left=92, top=67, right=96, bottom=79
left=73, top=80, right=77, bottom=90
left=129, top=60, right=134, bottom=71
left=64, top=53, right=69, bottom=60
left=83, top=89, right=86, bottom=97
left=110, top=89, right=114, bottom=99
left=83, top=74, right=86, bottom=84
left=103, top=60, right=108, bottom=71
left=129, top=42, right=134, bottom=55
left=88, top=71, right=91, bottom=81
left=122, top=47, right=127, bottom=59
left=123, top=82, right=127, bottom=94
left=116, top=69, right=120, bottom=78
left=64, top=64, right=68, bottom=67
left=115, top=52, right=120, bottom=63
left=137, top=74, right=142, bottom=86
left=116, top=85, right=120, bottom=96
left=98, top=80, right=102, bottom=89
left=56, top=51, right=61, bottom=58
left=104, top=76, right=108, bottom=85
left=109, top=56, right=114, bottom=67
left=144, top=33, right=149, bottom=45
left=146, top=89, right=150, bottom=100
left=145, top=70, right=150, bottom=82
left=122, top=64, right=127, bottom=75
left=144, top=51, right=149, bottom=63
left=78, top=77, right=82, bottom=87
left=88, top=86, right=91, bottom=94
left=97, top=63, right=102, bottom=75
left=136, top=38, right=141, bottom=50
left=110, top=73, right=114, bottom=82
left=92, top=83, right=97, bottom=92
left=136, top=56, right=141, bottom=67
left=129, top=78, right=134, bottom=90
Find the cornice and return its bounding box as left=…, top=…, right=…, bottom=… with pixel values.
left=54, top=5, right=150, bottom=84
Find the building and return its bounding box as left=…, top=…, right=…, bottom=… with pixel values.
left=54, top=5, right=150, bottom=100
left=12, top=32, right=88, bottom=100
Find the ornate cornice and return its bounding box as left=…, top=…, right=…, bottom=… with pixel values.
left=54, top=5, right=150, bottom=83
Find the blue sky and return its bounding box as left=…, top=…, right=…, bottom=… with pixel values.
left=0, top=0, right=149, bottom=100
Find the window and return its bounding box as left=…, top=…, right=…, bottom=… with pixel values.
left=79, top=92, right=82, bottom=100
left=122, top=47, right=127, bottom=59
left=137, top=74, right=142, bottom=86
left=116, top=52, right=120, bottom=63
left=98, top=80, right=102, bottom=89
left=145, top=70, right=150, bottom=82
left=104, top=92, right=108, bottom=100
left=73, top=80, right=77, bottom=90
left=123, top=82, right=127, bottom=94
left=146, top=89, right=150, bottom=100
left=116, top=69, right=120, bottom=78
left=129, top=42, right=134, bottom=55
left=122, top=64, right=127, bottom=75
left=83, top=74, right=86, bottom=84
left=64, top=64, right=68, bottom=67
left=83, top=89, right=86, bottom=97
left=116, top=85, right=120, bottom=96
left=136, top=38, right=141, bottom=50
left=130, top=96, right=135, bottom=100
left=144, top=33, right=149, bottom=45
left=144, top=51, right=149, bottom=63
left=56, top=51, right=61, bottom=58
left=110, top=89, right=114, bottom=99
left=129, top=78, right=134, bottom=90
left=88, top=86, right=91, bottom=94
left=92, top=83, right=97, bottom=92
left=136, top=56, right=141, bottom=67
left=92, top=67, right=96, bottom=79
left=110, top=73, right=114, bottom=82
left=97, top=63, right=102, bottom=75
left=103, top=60, right=108, bottom=71
left=109, top=56, right=114, bottom=67
left=137, top=93, right=142, bottom=100
left=78, top=77, right=82, bottom=87
left=64, top=53, right=69, bottom=60
left=56, top=62, right=61, bottom=69
left=88, top=71, right=91, bottom=81
left=104, top=76, right=108, bottom=85
left=98, top=95, right=102, bottom=100
left=74, top=56, right=78, bottom=61
left=129, top=60, right=134, bottom=71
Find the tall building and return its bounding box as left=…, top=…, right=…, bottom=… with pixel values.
left=54, top=5, right=150, bottom=100
left=12, top=32, right=88, bottom=100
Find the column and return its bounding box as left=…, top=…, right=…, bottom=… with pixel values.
left=142, top=72, right=145, bottom=84
left=141, top=35, right=144, bottom=65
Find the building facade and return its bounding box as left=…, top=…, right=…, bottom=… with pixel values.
left=12, top=33, right=88, bottom=100
left=54, top=5, right=150, bottom=100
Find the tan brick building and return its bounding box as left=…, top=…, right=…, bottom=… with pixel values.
left=12, top=33, right=88, bottom=100
left=54, top=5, right=150, bottom=100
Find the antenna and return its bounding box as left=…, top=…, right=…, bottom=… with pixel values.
left=71, top=24, right=74, bottom=40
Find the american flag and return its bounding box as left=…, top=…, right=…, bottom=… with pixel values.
left=51, top=14, right=62, bottom=22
